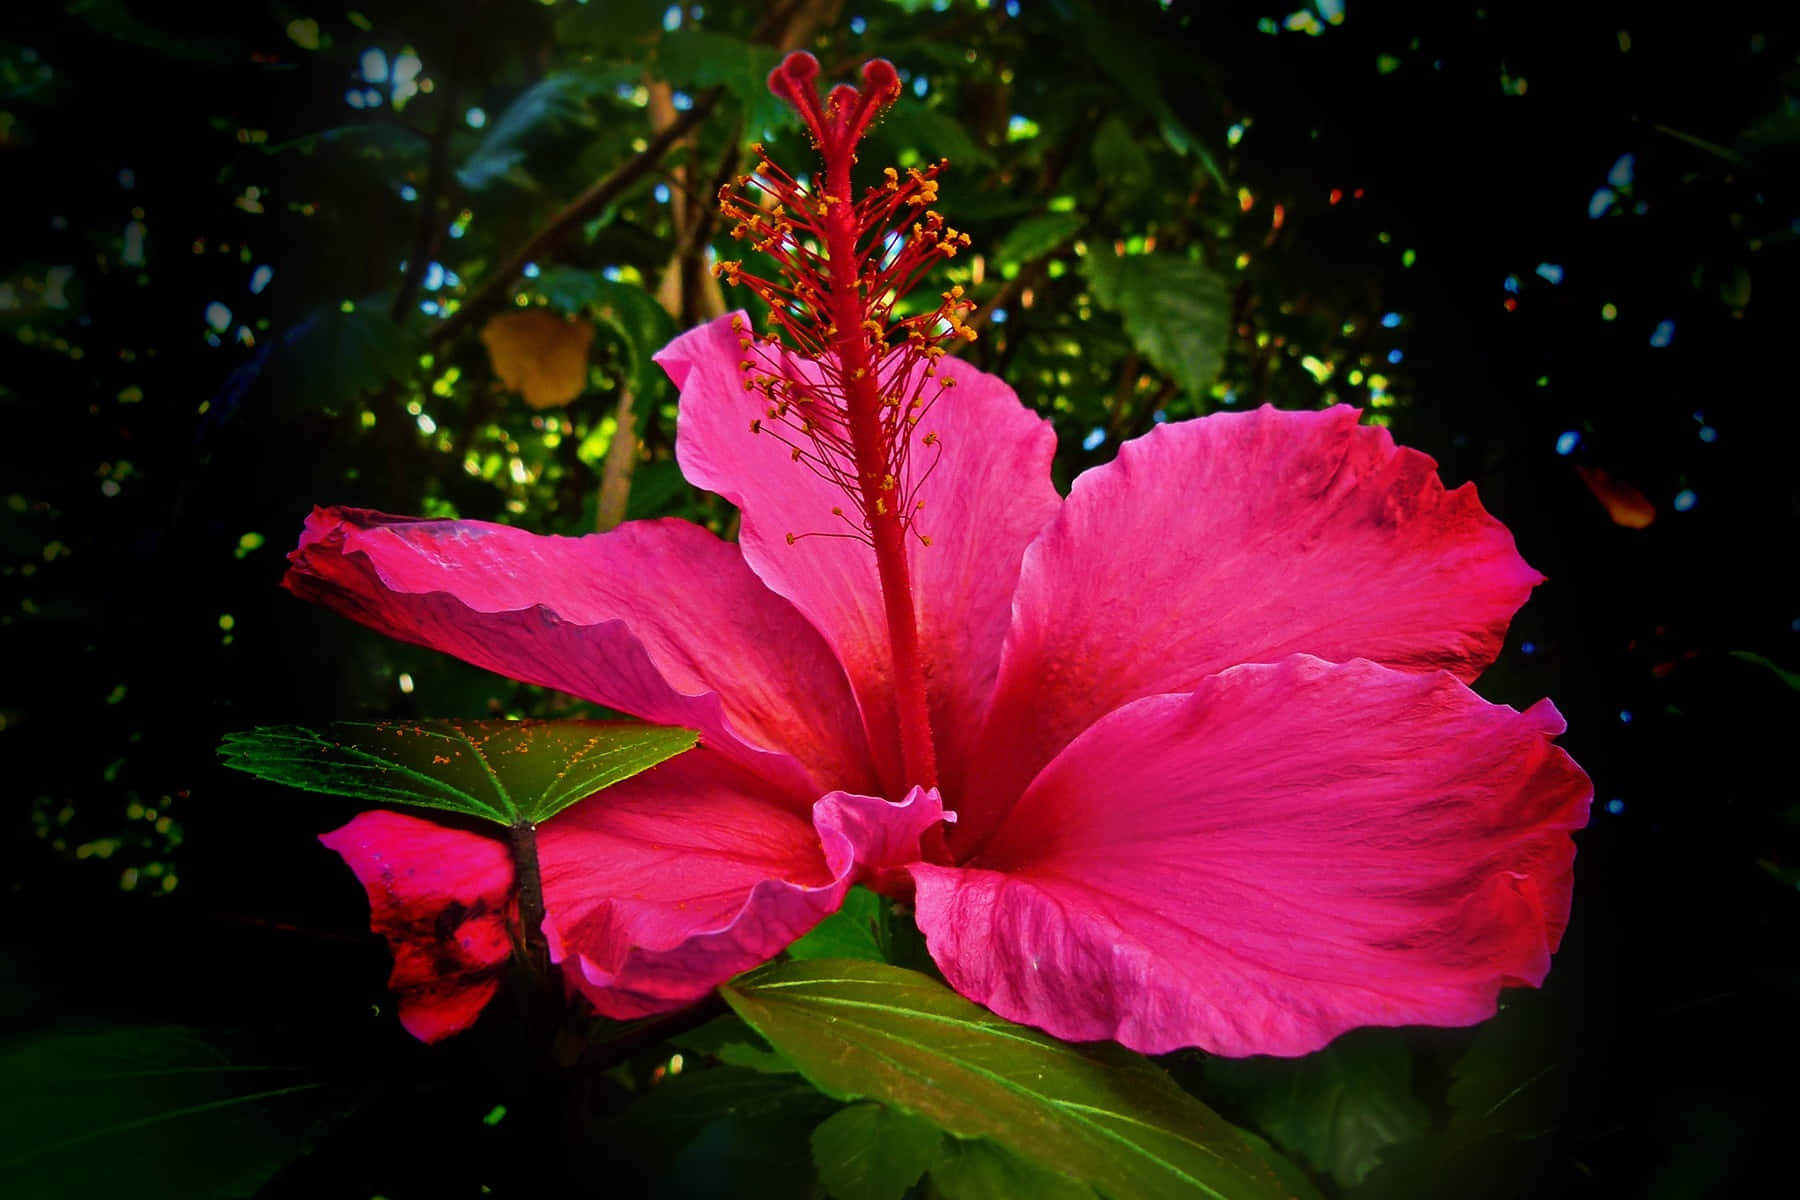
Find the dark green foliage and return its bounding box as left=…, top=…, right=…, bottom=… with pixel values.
left=4, top=1, right=1796, bottom=1196
left=722, top=959, right=1312, bottom=1200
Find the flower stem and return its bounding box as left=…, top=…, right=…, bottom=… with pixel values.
left=509, top=819, right=550, bottom=972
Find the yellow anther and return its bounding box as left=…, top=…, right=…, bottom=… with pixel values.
left=882, top=474, right=897, bottom=491
left=923, top=432, right=939, bottom=446
left=832, top=506, right=844, bottom=516
left=920, top=535, right=932, bottom=546
left=739, top=337, right=753, bottom=350
left=942, top=376, right=958, bottom=387
left=750, top=419, right=762, bottom=433
left=790, top=447, right=803, bottom=462
left=785, top=532, right=796, bottom=545
left=851, top=367, right=867, bottom=380
left=731, top=315, right=745, bottom=331
left=875, top=498, right=888, bottom=515
left=883, top=166, right=900, bottom=189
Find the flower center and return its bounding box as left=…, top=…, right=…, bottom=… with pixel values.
left=715, top=52, right=975, bottom=796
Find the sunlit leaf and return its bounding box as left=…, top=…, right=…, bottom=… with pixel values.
left=481, top=309, right=596, bottom=409
left=1204, top=1031, right=1430, bottom=1187
left=1082, top=251, right=1231, bottom=398
left=720, top=960, right=1310, bottom=1200
left=811, top=1102, right=944, bottom=1200
left=219, top=719, right=698, bottom=827
left=991, top=212, right=1087, bottom=267
left=0, top=1024, right=342, bottom=1199
left=1574, top=464, right=1656, bottom=528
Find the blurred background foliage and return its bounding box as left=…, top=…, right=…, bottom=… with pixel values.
left=1, top=0, right=1796, bottom=1195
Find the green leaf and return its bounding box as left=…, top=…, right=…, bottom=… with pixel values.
left=590, top=278, right=681, bottom=403
left=656, top=31, right=788, bottom=135
left=68, top=0, right=250, bottom=64
left=786, top=886, right=889, bottom=963
left=671, top=1016, right=796, bottom=1076
left=1082, top=251, right=1231, bottom=399
left=928, top=1137, right=1097, bottom=1200
left=589, top=1065, right=838, bottom=1199
left=811, top=1102, right=944, bottom=1200
left=1092, top=115, right=1153, bottom=196
left=991, top=212, right=1087, bottom=268
left=0, top=1024, right=342, bottom=1200
left=720, top=960, right=1304, bottom=1200
left=1204, top=1031, right=1429, bottom=1187
left=219, top=719, right=697, bottom=826
left=458, top=73, right=608, bottom=190
left=210, top=303, right=411, bottom=426
left=872, top=102, right=995, bottom=168
left=1730, top=650, right=1800, bottom=692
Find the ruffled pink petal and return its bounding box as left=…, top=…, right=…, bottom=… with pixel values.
left=318, top=810, right=516, bottom=1043
left=963, top=406, right=1544, bottom=842
left=912, top=656, right=1591, bottom=1058
left=659, top=314, right=1059, bottom=793
left=538, top=748, right=945, bottom=1019
left=285, top=508, right=874, bottom=801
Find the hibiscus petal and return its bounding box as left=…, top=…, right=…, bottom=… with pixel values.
left=285, top=508, right=874, bottom=800
left=912, top=656, right=1591, bottom=1058
left=965, top=406, right=1544, bottom=841
left=319, top=810, right=515, bottom=1043
left=539, top=748, right=945, bottom=1018
left=659, top=314, right=1059, bottom=793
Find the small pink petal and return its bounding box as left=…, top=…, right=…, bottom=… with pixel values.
left=964, top=406, right=1544, bottom=843
left=319, top=810, right=515, bottom=1043
left=660, top=314, right=1059, bottom=794
left=913, top=656, right=1591, bottom=1057
left=285, top=508, right=874, bottom=801
left=539, top=748, right=945, bottom=1019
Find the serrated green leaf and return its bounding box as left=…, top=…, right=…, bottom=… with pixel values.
left=928, top=1137, right=1097, bottom=1200
left=0, top=1024, right=343, bottom=1200
left=219, top=719, right=697, bottom=826
left=720, top=960, right=1305, bottom=1200
left=991, top=212, right=1087, bottom=267
left=1204, top=1030, right=1429, bottom=1187
left=812, top=1102, right=944, bottom=1200
left=1082, top=251, right=1230, bottom=398
left=786, top=886, right=888, bottom=963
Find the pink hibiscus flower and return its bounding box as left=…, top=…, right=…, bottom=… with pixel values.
left=288, top=52, right=1590, bottom=1057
